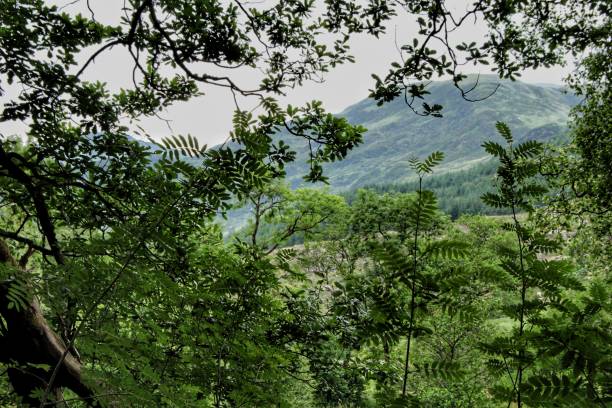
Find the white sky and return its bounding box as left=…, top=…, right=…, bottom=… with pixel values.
left=1, top=0, right=573, bottom=145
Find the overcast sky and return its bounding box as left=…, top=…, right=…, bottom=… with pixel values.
left=2, top=0, right=574, bottom=146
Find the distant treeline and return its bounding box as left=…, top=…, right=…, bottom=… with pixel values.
left=342, top=158, right=511, bottom=219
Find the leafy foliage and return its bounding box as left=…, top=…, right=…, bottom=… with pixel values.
left=479, top=123, right=609, bottom=407
left=0, top=0, right=609, bottom=407
left=0, top=0, right=392, bottom=404
left=369, top=0, right=610, bottom=116
left=150, top=134, right=208, bottom=161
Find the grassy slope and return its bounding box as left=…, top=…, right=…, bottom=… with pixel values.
left=279, top=74, right=576, bottom=191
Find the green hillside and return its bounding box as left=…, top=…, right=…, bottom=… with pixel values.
left=342, top=125, right=572, bottom=218
left=342, top=157, right=500, bottom=219
left=280, top=74, right=577, bottom=190
left=142, top=75, right=576, bottom=228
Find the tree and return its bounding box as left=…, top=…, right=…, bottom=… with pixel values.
left=0, top=0, right=391, bottom=404
left=371, top=153, right=470, bottom=403
left=1, top=0, right=610, bottom=405
left=240, top=182, right=349, bottom=255
left=371, top=0, right=610, bottom=115
left=479, top=123, right=605, bottom=407
left=327, top=154, right=476, bottom=405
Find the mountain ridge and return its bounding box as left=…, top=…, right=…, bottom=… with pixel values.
left=277, top=74, right=577, bottom=191
left=136, top=75, right=577, bottom=221
left=133, top=75, right=578, bottom=230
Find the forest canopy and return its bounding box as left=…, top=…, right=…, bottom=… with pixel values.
left=0, top=0, right=610, bottom=407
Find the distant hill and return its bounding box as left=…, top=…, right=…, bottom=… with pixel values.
left=137, top=75, right=578, bottom=229
left=278, top=74, right=578, bottom=191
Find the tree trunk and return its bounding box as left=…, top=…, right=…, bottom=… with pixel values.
left=0, top=239, right=96, bottom=406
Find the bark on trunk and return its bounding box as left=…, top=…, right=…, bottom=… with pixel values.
left=0, top=239, right=96, bottom=406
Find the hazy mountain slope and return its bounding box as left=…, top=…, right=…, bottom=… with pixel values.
left=137, top=75, right=577, bottom=231
left=279, top=74, right=577, bottom=190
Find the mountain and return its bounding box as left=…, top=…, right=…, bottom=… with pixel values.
left=136, top=75, right=578, bottom=230
left=278, top=74, right=578, bottom=191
